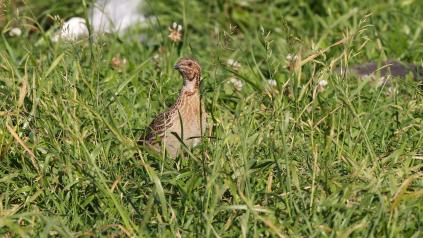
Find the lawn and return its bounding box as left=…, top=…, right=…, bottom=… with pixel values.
left=1, top=0, right=422, bottom=237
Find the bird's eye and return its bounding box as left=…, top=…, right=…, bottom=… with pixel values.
left=188, top=62, right=192, bottom=66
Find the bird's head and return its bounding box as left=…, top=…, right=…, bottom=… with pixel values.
left=174, top=58, right=201, bottom=91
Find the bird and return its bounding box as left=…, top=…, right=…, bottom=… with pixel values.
left=140, top=58, right=207, bottom=157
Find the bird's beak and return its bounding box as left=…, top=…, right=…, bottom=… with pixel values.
left=173, top=64, right=180, bottom=70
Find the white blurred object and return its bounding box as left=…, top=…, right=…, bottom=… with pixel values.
left=90, top=0, right=145, bottom=35
left=9, top=27, right=22, bottom=37
left=267, top=79, right=277, bottom=87
left=286, top=53, right=298, bottom=62
left=52, top=17, right=88, bottom=42
left=229, top=77, right=244, bottom=91
left=52, top=0, right=145, bottom=42
left=317, top=79, right=328, bottom=92
left=318, top=79, right=328, bottom=87
left=226, top=59, right=241, bottom=70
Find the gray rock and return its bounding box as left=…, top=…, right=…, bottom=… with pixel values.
left=336, top=60, right=423, bottom=81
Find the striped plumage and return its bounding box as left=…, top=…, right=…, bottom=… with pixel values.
left=141, top=58, right=206, bottom=157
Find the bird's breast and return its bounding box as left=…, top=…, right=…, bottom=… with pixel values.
left=168, top=93, right=205, bottom=145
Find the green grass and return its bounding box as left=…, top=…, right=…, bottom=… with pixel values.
left=1, top=0, right=423, bottom=237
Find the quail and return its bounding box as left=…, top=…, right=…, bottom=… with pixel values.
left=141, top=58, right=207, bottom=157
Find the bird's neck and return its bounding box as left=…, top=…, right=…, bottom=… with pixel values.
left=172, top=83, right=200, bottom=113
left=180, top=86, right=199, bottom=97
left=181, top=76, right=201, bottom=96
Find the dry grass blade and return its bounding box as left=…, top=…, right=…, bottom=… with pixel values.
left=5, top=122, right=39, bottom=172
left=297, top=37, right=349, bottom=71
left=18, top=76, right=28, bottom=108
left=98, top=224, right=133, bottom=237
left=391, top=173, right=423, bottom=211
left=257, top=215, right=287, bottom=238
left=0, top=111, right=16, bottom=116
